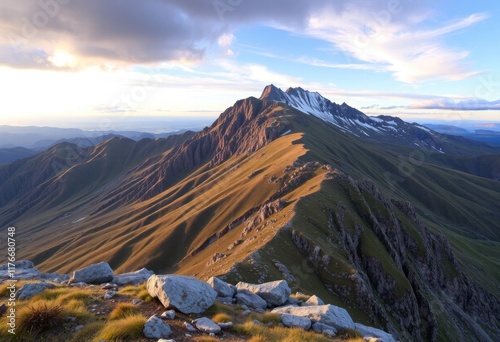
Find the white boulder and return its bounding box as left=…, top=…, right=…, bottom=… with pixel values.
left=305, top=295, right=324, bottom=306
left=143, top=315, right=172, bottom=339
left=193, top=317, right=221, bottom=334
left=355, top=323, right=396, bottom=342
left=312, top=322, right=337, bottom=336
left=272, top=304, right=355, bottom=330
left=280, top=314, right=312, bottom=330
left=160, top=310, right=176, bottom=320
left=70, top=262, right=114, bottom=284
left=236, top=280, right=291, bottom=306
left=207, top=276, right=235, bottom=298
left=235, top=290, right=267, bottom=310
left=147, top=275, right=217, bottom=314
left=113, top=267, right=154, bottom=286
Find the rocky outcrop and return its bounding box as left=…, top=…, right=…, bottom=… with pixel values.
left=355, top=323, right=396, bottom=342
left=0, top=260, right=41, bottom=280
left=207, top=276, right=235, bottom=298
left=235, top=290, right=268, bottom=310
left=113, top=267, right=154, bottom=286
left=236, top=280, right=291, bottom=307
left=272, top=304, right=355, bottom=330
left=69, top=262, right=114, bottom=284
left=281, top=314, right=312, bottom=330
left=147, top=275, right=217, bottom=314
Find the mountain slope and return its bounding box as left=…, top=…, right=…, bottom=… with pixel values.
left=0, top=87, right=499, bottom=341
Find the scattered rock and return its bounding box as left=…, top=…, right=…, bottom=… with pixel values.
left=160, top=310, right=176, bottom=320
left=236, top=280, right=291, bottom=306
left=143, top=315, right=172, bottom=339
left=355, top=323, right=396, bottom=342
left=312, top=322, right=337, bottom=336
left=74, top=325, right=84, bottom=332
left=272, top=304, right=355, bottom=330
left=113, top=267, right=154, bottom=286
left=193, top=317, right=221, bottom=334
left=242, top=310, right=251, bottom=315
left=147, top=275, right=217, bottom=314
left=218, top=322, right=234, bottom=329
left=104, top=291, right=116, bottom=299
left=0, top=260, right=41, bottom=280
left=207, top=276, right=235, bottom=298
left=101, top=283, right=116, bottom=290
left=132, top=299, right=142, bottom=305
left=184, top=322, right=197, bottom=332
left=280, top=313, right=312, bottom=330
left=235, top=290, right=267, bottom=310
left=70, top=262, right=114, bottom=284
left=16, top=282, right=54, bottom=300
left=70, top=282, right=88, bottom=287
left=305, top=295, right=324, bottom=306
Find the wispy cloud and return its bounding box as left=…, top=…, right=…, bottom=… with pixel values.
left=302, top=10, right=489, bottom=83
left=409, top=98, right=500, bottom=111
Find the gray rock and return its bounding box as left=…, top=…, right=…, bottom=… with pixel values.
left=312, top=322, right=337, bottom=336
left=158, top=339, right=176, bottom=342
left=272, top=304, right=355, bottom=330
left=236, top=280, right=291, bottom=306
left=285, top=297, right=300, bottom=305
left=16, top=283, right=54, bottom=300
left=147, top=275, right=217, bottom=314
left=355, top=323, right=396, bottom=342
left=0, top=260, right=34, bottom=270
left=0, top=265, right=41, bottom=281
left=104, top=290, right=116, bottom=299
left=235, top=290, right=267, bottom=310
left=74, top=325, right=84, bottom=332
left=184, top=322, right=197, bottom=332
left=113, top=267, right=154, bottom=286
left=160, top=310, right=176, bottom=320
left=132, top=299, right=142, bottom=305
left=70, top=262, right=114, bottom=284
left=218, top=322, right=234, bottom=329
left=280, top=314, right=312, bottom=330
left=216, top=296, right=234, bottom=304
left=305, top=295, right=324, bottom=306
left=143, top=315, right=172, bottom=339
left=194, top=317, right=221, bottom=334
left=101, top=283, right=116, bottom=290
left=207, top=277, right=235, bottom=298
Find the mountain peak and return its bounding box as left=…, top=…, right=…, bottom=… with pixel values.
left=260, top=84, right=286, bottom=102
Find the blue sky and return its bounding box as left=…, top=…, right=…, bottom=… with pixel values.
left=0, top=0, right=499, bottom=130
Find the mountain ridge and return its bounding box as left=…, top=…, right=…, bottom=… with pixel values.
left=0, top=85, right=499, bottom=341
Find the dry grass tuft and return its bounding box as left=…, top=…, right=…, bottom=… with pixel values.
left=18, top=302, right=65, bottom=335
left=108, top=303, right=139, bottom=320
left=212, top=312, right=233, bottom=323
left=96, top=314, right=146, bottom=341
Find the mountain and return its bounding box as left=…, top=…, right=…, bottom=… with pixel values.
left=0, top=125, right=197, bottom=150
left=0, top=146, right=37, bottom=164
left=0, top=86, right=499, bottom=341
left=424, top=124, right=500, bottom=147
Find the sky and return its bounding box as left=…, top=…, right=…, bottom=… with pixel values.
left=0, top=0, right=499, bottom=131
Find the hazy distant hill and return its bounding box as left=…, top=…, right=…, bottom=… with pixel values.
left=1, top=85, right=498, bottom=341
left=424, top=124, right=500, bottom=146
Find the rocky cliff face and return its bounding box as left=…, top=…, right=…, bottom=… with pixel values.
left=287, top=171, right=499, bottom=341
left=101, top=97, right=290, bottom=203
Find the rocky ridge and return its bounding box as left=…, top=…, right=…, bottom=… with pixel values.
left=0, top=260, right=396, bottom=341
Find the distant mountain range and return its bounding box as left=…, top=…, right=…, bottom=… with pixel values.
left=423, top=124, right=500, bottom=146
left=1, top=85, right=498, bottom=341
